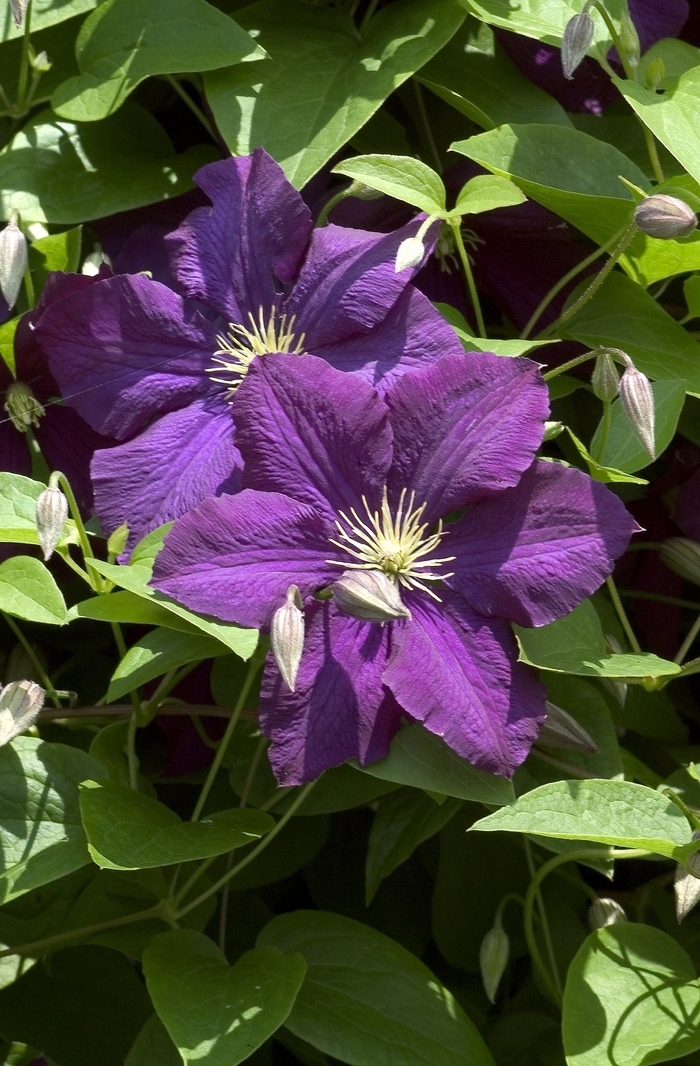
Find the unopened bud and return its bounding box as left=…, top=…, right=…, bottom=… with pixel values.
left=619, top=356, right=655, bottom=458
left=618, top=8, right=640, bottom=68
left=635, top=195, right=697, bottom=240
left=36, top=484, right=68, bottom=561
left=675, top=832, right=700, bottom=923
left=332, top=569, right=411, bottom=623
left=537, top=700, right=598, bottom=753
left=30, top=50, right=52, bottom=73
left=347, top=181, right=384, bottom=201
left=561, top=12, right=594, bottom=80
left=4, top=381, right=45, bottom=432
left=270, top=586, right=304, bottom=692
left=542, top=421, right=564, bottom=442
left=395, top=236, right=425, bottom=273
left=479, top=926, right=509, bottom=1003
left=82, top=243, right=111, bottom=276
left=0, top=680, right=45, bottom=746
left=588, top=897, right=628, bottom=930
left=107, top=521, right=130, bottom=558
left=10, top=0, right=29, bottom=27
left=659, top=537, right=700, bottom=586
left=645, top=57, right=666, bottom=90
left=591, top=351, right=619, bottom=403
left=0, top=211, right=28, bottom=310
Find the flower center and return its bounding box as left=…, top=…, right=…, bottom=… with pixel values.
left=4, top=381, right=45, bottom=431
left=328, top=487, right=455, bottom=601
left=207, top=307, right=307, bottom=401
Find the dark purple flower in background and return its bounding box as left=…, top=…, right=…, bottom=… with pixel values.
left=675, top=466, right=700, bottom=543
left=152, top=352, right=637, bottom=785
left=34, top=149, right=461, bottom=550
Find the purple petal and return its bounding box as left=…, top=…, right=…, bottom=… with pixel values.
left=233, top=354, right=392, bottom=520
left=448, top=460, right=639, bottom=627
left=0, top=422, right=30, bottom=477
left=495, top=30, right=618, bottom=114
left=675, top=467, right=700, bottom=542
left=167, top=149, right=312, bottom=322
left=34, top=274, right=218, bottom=439
left=152, top=489, right=336, bottom=629
left=384, top=590, right=545, bottom=776
left=92, top=401, right=242, bottom=551
left=36, top=406, right=113, bottom=513
left=630, top=0, right=688, bottom=53
left=260, top=602, right=403, bottom=785
left=385, top=351, right=549, bottom=523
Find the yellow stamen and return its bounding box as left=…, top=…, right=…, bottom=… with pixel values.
left=207, top=307, right=306, bottom=401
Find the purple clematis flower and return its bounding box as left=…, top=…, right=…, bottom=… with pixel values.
left=33, top=149, right=461, bottom=551
left=152, top=352, right=637, bottom=785
left=675, top=466, right=700, bottom=542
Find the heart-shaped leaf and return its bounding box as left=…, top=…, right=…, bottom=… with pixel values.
left=332, top=154, right=446, bottom=215
left=0, top=555, right=68, bottom=624
left=79, top=780, right=274, bottom=870
left=143, top=930, right=306, bottom=1066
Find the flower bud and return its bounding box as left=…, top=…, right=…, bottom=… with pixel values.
left=347, top=180, right=384, bottom=201
left=30, top=50, right=52, bottom=74
left=82, top=243, right=111, bottom=276
left=618, top=8, right=640, bottom=69
left=270, top=586, right=304, bottom=692
left=332, top=569, right=411, bottom=623
left=0, top=680, right=45, bottom=747
left=591, top=350, right=619, bottom=404
left=588, top=897, right=628, bottom=930
left=659, top=537, right=700, bottom=586
left=675, top=832, right=700, bottom=923
left=107, top=521, right=130, bottom=558
left=0, top=211, right=28, bottom=310
left=561, top=12, right=594, bottom=80
left=542, top=421, right=564, bottom=442
left=394, top=236, right=425, bottom=273
left=479, top=926, right=509, bottom=1003
left=537, top=700, right=598, bottom=753
left=645, top=57, right=666, bottom=90
left=36, top=485, right=68, bottom=561
left=10, top=0, right=29, bottom=27
left=619, top=355, right=655, bottom=458
left=4, top=381, right=45, bottom=432
left=635, top=195, right=697, bottom=240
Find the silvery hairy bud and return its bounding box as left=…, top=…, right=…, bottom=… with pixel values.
left=347, top=180, right=384, bottom=201
left=332, top=569, right=411, bottom=623
left=561, top=11, right=594, bottom=80
left=588, top=897, right=628, bottom=930
left=0, top=680, right=45, bottom=747
left=479, top=926, right=509, bottom=1003
left=635, top=195, right=697, bottom=240
left=537, top=700, right=598, bottom=753
left=601, top=633, right=627, bottom=706
left=270, top=586, right=304, bottom=692
left=675, top=832, right=700, bottom=923
left=659, top=538, right=700, bottom=587
left=10, top=0, right=29, bottom=27
left=645, top=57, right=665, bottom=90
left=619, top=355, right=655, bottom=458
left=591, top=350, right=619, bottom=404
left=395, top=236, right=425, bottom=273
left=107, top=521, right=130, bottom=558
left=0, top=211, right=28, bottom=310
left=36, top=484, right=68, bottom=561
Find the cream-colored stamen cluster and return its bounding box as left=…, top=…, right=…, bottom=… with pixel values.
left=208, top=307, right=306, bottom=400
left=328, top=487, right=455, bottom=601
left=4, top=381, right=45, bottom=431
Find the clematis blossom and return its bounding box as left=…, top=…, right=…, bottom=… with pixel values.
left=33, top=148, right=461, bottom=550
left=152, top=352, right=637, bottom=785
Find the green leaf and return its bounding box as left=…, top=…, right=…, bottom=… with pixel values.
left=273, top=763, right=399, bottom=817
left=355, top=722, right=515, bottom=805
left=437, top=304, right=554, bottom=357
left=453, top=173, right=525, bottom=214
left=89, top=721, right=131, bottom=786
left=106, top=627, right=230, bottom=702
left=79, top=779, right=274, bottom=870
left=541, top=674, right=623, bottom=782
left=0, top=14, right=82, bottom=105
left=0, top=316, right=19, bottom=375
left=143, top=930, right=306, bottom=1066
left=562, top=273, right=700, bottom=396
left=258, top=910, right=496, bottom=1066
left=204, top=0, right=465, bottom=188
left=514, top=600, right=681, bottom=680
left=28, top=227, right=82, bottom=295
left=0, top=555, right=67, bottom=623
left=52, top=0, right=263, bottom=121
left=0, top=103, right=216, bottom=224
left=0, top=472, right=80, bottom=550
left=125, top=1015, right=183, bottom=1066
left=563, top=924, right=700, bottom=1066
left=470, top=779, right=692, bottom=855
left=0, top=0, right=98, bottom=42
left=565, top=426, right=648, bottom=485
left=417, top=20, right=571, bottom=130
left=332, top=154, right=446, bottom=215
left=0, top=737, right=104, bottom=905
left=461, top=0, right=626, bottom=61
left=615, top=68, right=700, bottom=187
left=70, top=588, right=204, bottom=631
left=591, top=381, right=686, bottom=473
left=684, top=274, right=700, bottom=318
left=366, top=790, right=462, bottom=903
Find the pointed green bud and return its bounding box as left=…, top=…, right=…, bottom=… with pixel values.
left=0, top=211, right=28, bottom=310
left=635, top=194, right=697, bottom=239
left=561, top=11, right=594, bottom=80
left=36, top=484, right=68, bottom=561
left=332, top=569, right=411, bottom=623
left=347, top=180, right=384, bottom=201
left=10, top=0, right=29, bottom=27
left=542, top=421, right=564, bottom=442
left=588, top=897, right=628, bottom=930
left=619, top=354, right=655, bottom=458
left=591, top=350, right=619, bottom=403
left=3, top=381, right=45, bottom=432
left=29, top=49, right=52, bottom=73
left=479, top=926, right=509, bottom=1003
left=675, top=832, right=700, bottom=923
left=395, top=236, right=425, bottom=273
left=0, top=680, right=45, bottom=746
left=618, top=8, right=640, bottom=68
left=107, top=521, right=130, bottom=558
left=537, top=700, right=598, bottom=753
left=645, top=57, right=666, bottom=90
left=270, top=585, right=304, bottom=692
left=659, top=537, right=700, bottom=586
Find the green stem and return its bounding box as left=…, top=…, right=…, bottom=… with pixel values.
left=641, top=123, right=665, bottom=184
left=451, top=220, right=486, bottom=337
left=676, top=655, right=700, bottom=680
left=164, top=74, right=216, bottom=141
left=606, top=575, right=642, bottom=654
left=524, top=839, right=561, bottom=1003
left=126, top=712, right=139, bottom=789
left=22, top=265, right=34, bottom=310
left=141, top=662, right=198, bottom=718
left=359, top=0, right=381, bottom=32
left=109, top=618, right=145, bottom=741
left=541, top=350, right=597, bottom=382
left=620, top=589, right=700, bottom=611
left=51, top=472, right=100, bottom=591
left=592, top=400, right=613, bottom=463
left=1, top=611, right=60, bottom=708
left=316, top=188, right=352, bottom=227
left=494, top=892, right=525, bottom=928
left=412, top=80, right=442, bottom=175
left=15, top=0, right=32, bottom=114
left=0, top=904, right=162, bottom=960
left=675, top=612, right=700, bottom=666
